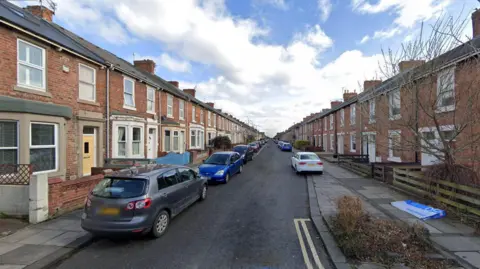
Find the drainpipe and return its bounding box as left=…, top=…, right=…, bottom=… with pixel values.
left=106, top=68, right=110, bottom=159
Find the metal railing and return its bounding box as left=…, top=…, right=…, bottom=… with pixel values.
left=0, top=164, right=32, bottom=185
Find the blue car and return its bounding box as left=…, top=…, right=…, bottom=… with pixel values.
left=281, top=142, right=292, bottom=151
left=198, top=152, right=244, bottom=184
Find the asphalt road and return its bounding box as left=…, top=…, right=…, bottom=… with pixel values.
left=54, top=142, right=333, bottom=269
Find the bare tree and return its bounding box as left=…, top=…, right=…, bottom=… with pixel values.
left=362, top=10, right=480, bottom=185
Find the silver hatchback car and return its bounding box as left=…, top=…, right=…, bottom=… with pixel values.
left=81, top=164, right=208, bottom=238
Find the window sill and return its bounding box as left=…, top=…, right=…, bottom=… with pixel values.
left=14, top=85, right=52, bottom=98
left=147, top=111, right=156, bottom=115
left=350, top=149, right=356, bottom=153
left=435, top=105, right=455, bottom=113
left=388, top=156, right=402, bottom=162
left=123, top=105, right=136, bottom=111
left=166, top=115, right=174, bottom=119
left=78, top=99, right=100, bottom=106
left=389, top=115, right=401, bottom=121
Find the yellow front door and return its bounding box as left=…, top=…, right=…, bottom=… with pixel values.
left=82, top=135, right=95, bottom=176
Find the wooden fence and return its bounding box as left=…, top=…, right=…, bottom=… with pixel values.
left=393, top=166, right=480, bottom=217
left=337, top=155, right=372, bottom=177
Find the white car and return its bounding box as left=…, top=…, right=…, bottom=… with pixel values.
left=291, top=152, right=324, bottom=174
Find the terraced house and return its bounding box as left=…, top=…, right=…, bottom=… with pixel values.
left=0, top=2, right=259, bottom=182
left=284, top=9, right=480, bottom=168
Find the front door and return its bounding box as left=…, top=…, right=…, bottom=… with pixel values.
left=421, top=131, right=441, bottom=166
left=180, top=131, right=185, bottom=153
left=337, top=135, right=344, bottom=154
left=147, top=128, right=157, bottom=158
left=82, top=134, right=95, bottom=176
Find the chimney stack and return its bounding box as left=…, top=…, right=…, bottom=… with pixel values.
left=206, top=102, right=215, bottom=108
left=133, top=59, right=156, bottom=74
left=363, top=80, right=382, bottom=92
left=398, top=60, right=425, bottom=72
left=343, top=89, right=357, bottom=101
left=168, top=81, right=179, bottom=88
left=330, top=101, right=342, bottom=108
left=25, top=5, right=54, bottom=22
left=472, top=9, right=480, bottom=38
left=183, top=89, right=196, bottom=98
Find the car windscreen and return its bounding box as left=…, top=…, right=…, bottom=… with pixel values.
left=92, top=178, right=147, bottom=198
left=204, top=154, right=230, bottom=165
left=283, top=143, right=291, bottom=146
left=249, top=143, right=256, bottom=147
left=233, top=146, right=247, bottom=154
left=300, top=154, right=319, bottom=160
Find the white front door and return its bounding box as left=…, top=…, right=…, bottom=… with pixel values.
left=180, top=131, right=185, bottom=153
left=147, top=128, right=157, bottom=158
left=337, top=135, right=344, bottom=154
left=368, top=134, right=376, bottom=163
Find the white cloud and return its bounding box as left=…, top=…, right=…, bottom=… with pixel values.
left=50, top=0, right=382, bottom=136
left=359, top=35, right=370, bottom=44
left=159, top=54, right=191, bottom=73
left=352, top=0, right=452, bottom=40
left=255, top=0, right=288, bottom=10
left=318, top=0, right=332, bottom=21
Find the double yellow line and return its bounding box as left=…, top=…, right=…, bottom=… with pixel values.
left=294, top=218, right=325, bottom=269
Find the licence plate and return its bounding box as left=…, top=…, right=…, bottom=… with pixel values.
left=201, top=176, right=211, bottom=180
left=98, top=207, right=120, bottom=215
left=308, top=164, right=315, bottom=167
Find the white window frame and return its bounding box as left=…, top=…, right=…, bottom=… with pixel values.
left=17, top=39, right=46, bottom=91
left=388, top=130, right=401, bottom=162
left=192, top=106, right=196, bottom=122
left=179, top=100, right=185, bottom=120
left=350, top=132, right=356, bottom=153
left=388, top=90, right=401, bottom=120
left=30, top=122, right=58, bottom=174
left=131, top=127, right=142, bottom=157
left=117, top=126, right=127, bottom=157
left=324, top=117, right=327, bottom=131
left=330, top=134, right=334, bottom=151
left=146, top=86, right=155, bottom=114
left=329, top=114, right=333, bottom=130
left=190, top=130, right=197, bottom=148
left=164, top=129, right=172, bottom=152
left=369, top=99, right=375, bottom=123
left=214, top=115, right=217, bottom=127
left=167, top=94, right=173, bottom=118
left=0, top=121, right=19, bottom=164
left=436, top=67, right=456, bottom=113
left=78, top=64, right=96, bottom=102
left=200, top=110, right=204, bottom=124
left=208, top=111, right=211, bottom=127
left=173, top=131, right=179, bottom=152
left=340, top=109, right=345, bottom=127
left=123, top=76, right=136, bottom=109
left=350, top=104, right=356, bottom=125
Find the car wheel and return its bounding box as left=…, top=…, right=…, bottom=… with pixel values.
left=319, top=171, right=323, bottom=175
left=151, top=210, right=169, bottom=238
left=224, top=173, right=230, bottom=184
left=239, top=165, right=243, bottom=174
left=199, top=185, right=207, bottom=201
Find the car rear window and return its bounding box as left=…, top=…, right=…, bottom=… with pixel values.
left=283, top=143, right=291, bottom=146
left=300, top=154, right=319, bottom=160
left=204, top=154, right=230, bottom=165
left=233, top=146, right=247, bottom=154
left=92, top=178, right=147, bottom=198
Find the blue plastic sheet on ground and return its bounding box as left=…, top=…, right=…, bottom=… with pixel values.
left=390, top=200, right=446, bottom=220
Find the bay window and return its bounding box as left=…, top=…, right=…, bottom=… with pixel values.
left=30, top=123, right=57, bottom=173
left=0, top=122, right=18, bottom=165
left=117, top=127, right=126, bottom=157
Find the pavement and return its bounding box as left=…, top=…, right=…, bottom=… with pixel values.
left=308, top=161, right=480, bottom=269
left=43, top=142, right=332, bottom=269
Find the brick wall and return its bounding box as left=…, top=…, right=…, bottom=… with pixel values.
left=48, top=174, right=103, bottom=216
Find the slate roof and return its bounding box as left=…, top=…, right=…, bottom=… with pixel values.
left=0, top=1, right=104, bottom=64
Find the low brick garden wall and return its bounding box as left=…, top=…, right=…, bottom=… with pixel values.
left=48, top=174, right=104, bottom=217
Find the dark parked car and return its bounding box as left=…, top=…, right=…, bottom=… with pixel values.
left=233, top=145, right=255, bottom=164
left=198, top=152, right=244, bottom=184
left=249, top=142, right=260, bottom=152
left=81, top=164, right=207, bottom=238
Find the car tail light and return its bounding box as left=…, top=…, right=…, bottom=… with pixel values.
left=317, top=162, right=323, bottom=165
left=298, top=162, right=306, bottom=165
left=126, top=198, right=152, bottom=210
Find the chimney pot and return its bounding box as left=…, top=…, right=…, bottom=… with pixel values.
left=25, top=5, right=54, bottom=22
left=168, top=81, right=179, bottom=88
left=133, top=59, right=156, bottom=74
left=206, top=102, right=215, bottom=108
left=183, top=89, right=196, bottom=98
left=343, top=90, right=357, bottom=101
left=472, top=9, right=480, bottom=38
left=398, top=60, right=425, bottom=72
left=330, top=101, right=342, bottom=108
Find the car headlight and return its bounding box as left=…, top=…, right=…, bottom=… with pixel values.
left=215, top=170, right=225, bottom=176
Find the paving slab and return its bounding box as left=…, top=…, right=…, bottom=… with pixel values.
left=432, top=236, right=480, bottom=252
left=17, top=230, right=64, bottom=245
left=319, top=231, right=346, bottom=263
left=454, top=252, right=480, bottom=268
left=43, top=231, right=86, bottom=247
left=0, top=245, right=60, bottom=265
left=0, top=229, right=41, bottom=244
left=0, top=265, right=26, bottom=269
left=0, top=243, right=23, bottom=256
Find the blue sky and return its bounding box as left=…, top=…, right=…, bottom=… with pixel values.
left=13, top=0, right=477, bottom=136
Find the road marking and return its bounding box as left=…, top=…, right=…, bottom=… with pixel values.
left=294, top=219, right=313, bottom=269
left=294, top=218, right=325, bottom=269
